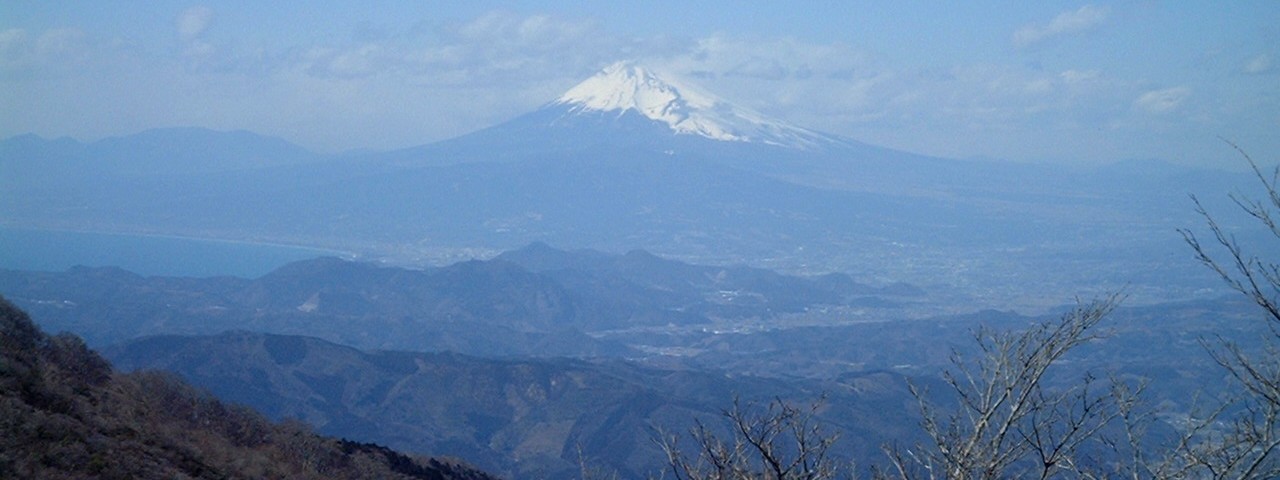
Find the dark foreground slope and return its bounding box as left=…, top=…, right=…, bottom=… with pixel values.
left=0, top=297, right=496, bottom=480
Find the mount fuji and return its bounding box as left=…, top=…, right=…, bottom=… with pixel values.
left=0, top=61, right=1230, bottom=307
left=549, top=61, right=844, bottom=149
left=381, top=61, right=908, bottom=170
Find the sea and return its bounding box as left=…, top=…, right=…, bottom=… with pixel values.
left=0, top=226, right=344, bottom=278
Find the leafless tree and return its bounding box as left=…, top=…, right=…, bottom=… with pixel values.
left=660, top=145, right=1279, bottom=480
left=883, top=295, right=1125, bottom=480
left=657, top=397, right=843, bottom=480
left=1175, top=143, right=1280, bottom=479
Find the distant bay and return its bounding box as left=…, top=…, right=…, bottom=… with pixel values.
left=0, top=226, right=346, bottom=278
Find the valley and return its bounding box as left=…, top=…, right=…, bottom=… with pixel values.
left=1, top=243, right=1269, bottom=477
left=3, top=58, right=1276, bottom=478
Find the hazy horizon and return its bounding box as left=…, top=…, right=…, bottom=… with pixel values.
left=2, top=2, right=1276, bottom=168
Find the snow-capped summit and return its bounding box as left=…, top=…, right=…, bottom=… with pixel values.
left=550, top=61, right=843, bottom=150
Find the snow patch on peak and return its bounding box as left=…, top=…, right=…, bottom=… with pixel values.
left=553, top=61, right=839, bottom=150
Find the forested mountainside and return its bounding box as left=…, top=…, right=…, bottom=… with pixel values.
left=0, top=243, right=922, bottom=356
left=105, top=329, right=927, bottom=479
left=0, top=296, right=497, bottom=480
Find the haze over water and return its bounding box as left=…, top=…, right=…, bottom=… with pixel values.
left=0, top=226, right=339, bottom=278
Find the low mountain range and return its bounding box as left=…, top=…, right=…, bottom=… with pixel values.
left=104, top=329, right=925, bottom=479
left=0, top=243, right=922, bottom=357
left=3, top=243, right=1269, bottom=478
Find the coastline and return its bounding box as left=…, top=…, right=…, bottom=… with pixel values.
left=0, top=224, right=361, bottom=278
left=0, top=223, right=358, bottom=258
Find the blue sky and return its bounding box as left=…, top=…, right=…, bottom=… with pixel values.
left=1, top=2, right=1276, bottom=167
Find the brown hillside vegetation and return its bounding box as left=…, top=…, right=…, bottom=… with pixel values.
left=0, top=296, right=499, bottom=480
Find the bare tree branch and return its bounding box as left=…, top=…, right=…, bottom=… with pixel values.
left=893, top=295, right=1123, bottom=480
left=1173, top=142, right=1280, bottom=479
left=657, top=397, right=842, bottom=480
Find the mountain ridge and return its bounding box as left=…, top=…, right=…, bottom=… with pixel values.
left=104, top=327, right=923, bottom=479
left=0, top=127, right=321, bottom=178
left=0, top=243, right=922, bottom=354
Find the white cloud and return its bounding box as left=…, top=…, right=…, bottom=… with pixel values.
left=652, top=35, right=879, bottom=115
left=1059, top=69, right=1100, bottom=84
left=1134, top=87, right=1190, bottom=114
left=300, top=44, right=384, bottom=79
left=297, top=10, right=611, bottom=85
left=177, top=6, right=215, bottom=42
left=166, top=9, right=612, bottom=87
left=1023, top=78, right=1053, bottom=95
left=7, top=7, right=1262, bottom=166
left=659, top=35, right=871, bottom=81
left=646, top=35, right=1140, bottom=152
left=0, top=28, right=29, bottom=67
left=1013, top=5, right=1110, bottom=48
left=183, top=40, right=215, bottom=59
left=0, top=28, right=27, bottom=50
left=451, top=10, right=597, bottom=54
left=1244, top=54, right=1272, bottom=74
left=0, top=27, right=97, bottom=70
left=35, top=28, right=86, bottom=56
